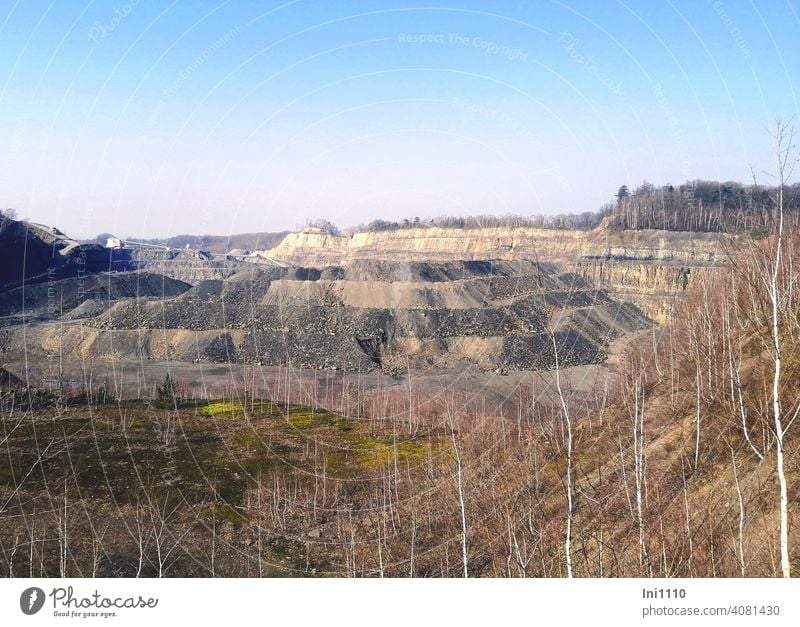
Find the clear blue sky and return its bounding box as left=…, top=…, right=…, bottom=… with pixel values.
left=1, top=0, right=798, bottom=238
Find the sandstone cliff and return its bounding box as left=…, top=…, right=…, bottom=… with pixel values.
left=266, top=225, right=732, bottom=323
left=267, top=226, right=729, bottom=264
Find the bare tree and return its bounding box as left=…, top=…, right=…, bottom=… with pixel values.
left=551, top=333, right=574, bottom=578
left=730, top=446, right=746, bottom=576
left=445, top=402, right=469, bottom=578
left=725, top=285, right=764, bottom=460
left=146, top=491, right=191, bottom=577
left=749, top=121, right=797, bottom=577
left=632, top=379, right=649, bottom=575
left=765, top=122, right=796, bottom=578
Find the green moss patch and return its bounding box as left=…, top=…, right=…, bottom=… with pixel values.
left=198, top=401, right=246, bottom=417
left=354, top=437, right=444, bottom=469
left=197, top=400, right=280, bottom=418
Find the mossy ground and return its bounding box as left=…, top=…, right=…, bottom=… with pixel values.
left=0, top=396, right=445, bottom=513
left=0, top=396, right=450, bottom=576
left=354, top=437, right=448, bottom=468
left=197, top=400, right=280, bottom=417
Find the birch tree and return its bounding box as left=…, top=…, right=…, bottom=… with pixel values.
left=765, top=123, right=796, bottom=578
left=748, top=121, right=797, bottom=577
left=445, top=402, right=469, bottom=578
left=551, top=333, right=574, bottom=578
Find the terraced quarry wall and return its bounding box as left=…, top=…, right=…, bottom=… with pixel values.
left=267, top=226, right=730, bottom=323
left=1, top=225, right=730, bottom=374
left=267, top=226, right=727, bottom=263
left=109, top=247, right=251, bottom=283
left=8, top=259, right=651, bottom=374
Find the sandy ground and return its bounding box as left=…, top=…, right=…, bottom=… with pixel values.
left=3, top=345, right=624, bottom=421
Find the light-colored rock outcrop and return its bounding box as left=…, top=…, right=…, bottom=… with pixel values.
left=265, top=225, right=732, bottom=324
left=266, top=226, right=732, bottom=264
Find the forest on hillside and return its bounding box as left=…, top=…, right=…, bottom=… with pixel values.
left=320, top=179, right=800, bottom=236
left=607, top=179, right=800, bottom=233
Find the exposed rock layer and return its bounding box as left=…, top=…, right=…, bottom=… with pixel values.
left=1, top=223, right=729, bottom=373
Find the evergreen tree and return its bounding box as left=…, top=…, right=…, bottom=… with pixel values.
left=153, top=374, right=178, bottom=409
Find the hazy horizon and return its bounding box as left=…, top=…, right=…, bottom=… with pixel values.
left=18, top=173, right=778, bottom=241
left=2, top=1, right=799, bottom=239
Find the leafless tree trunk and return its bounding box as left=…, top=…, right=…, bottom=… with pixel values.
left=694, top=366, right=701, bottom=471
left=681, top=459, right=693, bottom=576
left=147, top=493, right=191, bottom=578
left=752, top=121, right=796, bottom=577
left=57, top=484, right=68, bottom=577
left=633, top=379, right=648, bottom=575
left=447, top=413, right=469, bottom=578
left=768, top=124, right=793, bottom=578
left=130, top=501, right=148, bottom=578
left=730, top=446, right=746, bottom=576
left=551, top=333, right=574, bottom=578
left=409, top=510, right=417, bottom=577
left=726, top=301, right=763, bottom=460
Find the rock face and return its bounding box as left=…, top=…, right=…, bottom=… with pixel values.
left=1, top=221, right=729, bottom=373
left=0, top=272, right=192, bottom=318
left=0, top=218, right=109, bottom=290
left=11, top=259, right=651, bottom=373
left=573, top=261, right=694, bottom=322
left=108, top=247, right=251, bottom=283
left=267, top=225, right=729, bottom=264
left=266, top=225, right=729, bottom=324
